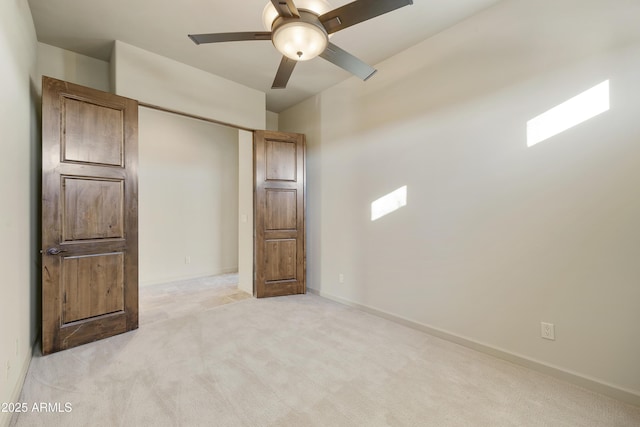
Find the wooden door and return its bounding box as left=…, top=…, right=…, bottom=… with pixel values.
left=41, top=76, right=139, bottom=355
left=254, top=131, right=305, bottom=297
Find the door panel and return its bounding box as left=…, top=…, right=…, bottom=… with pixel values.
left=265, top=190, right=297, bottom=230
left=266, top=139, right=297, bottom=181
left=265, top=239, right=297, bottom=281
left=62, top=253, right=125, bottom=323
left=254, top=131, right=305, bottom=298
left=62, top=177, right=124, bottom=240
left=62, top=97, right=124, bottom=166
left=42, top=76, right=138, bottom=354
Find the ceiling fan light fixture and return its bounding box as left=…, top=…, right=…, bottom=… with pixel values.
left=191, top=0, right=413, bottom=89
left=272, top=21, right=328, bottom=61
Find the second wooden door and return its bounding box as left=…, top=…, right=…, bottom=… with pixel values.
left=254, top=130, right=305, bottom=297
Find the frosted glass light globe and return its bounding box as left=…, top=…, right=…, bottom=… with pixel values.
left=262, top=3, right=280, bottom=30
left=262, top=0, right=332, bottom=30
left=272, top=21, right=328, bottom=61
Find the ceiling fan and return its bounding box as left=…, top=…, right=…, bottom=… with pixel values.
left=188, top=0, right=413, bottom=89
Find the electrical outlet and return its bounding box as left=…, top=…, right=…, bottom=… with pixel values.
left=541, top=322, right=555, bottom=340
left=339, top=273, right=344, bottom=284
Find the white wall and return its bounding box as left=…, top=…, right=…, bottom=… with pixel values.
left=139, top=107, right=239, bottom=286
left=266, top=110, right=279, bottom=131
left=112, top=40, right=265, bottom=130
left=280, top=0, right=640, bottom=403
left=0, top=1, right=38, bottom=426
left=37, top=42, right=110, bottom=93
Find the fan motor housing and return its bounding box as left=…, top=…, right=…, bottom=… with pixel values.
left=270, top=9, right=326, bottom=31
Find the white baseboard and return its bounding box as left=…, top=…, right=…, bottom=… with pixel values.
left=1, top=342, right=35, bottom=427
left=308, top=288, right=640, bottom=408
left=139, top=269, right=239, bottom=287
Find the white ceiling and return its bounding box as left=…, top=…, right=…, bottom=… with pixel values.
left=27, top=0, right=503, bottom=112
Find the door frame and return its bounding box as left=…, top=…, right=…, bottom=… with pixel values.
left=99, top=105, right=305, bottom=298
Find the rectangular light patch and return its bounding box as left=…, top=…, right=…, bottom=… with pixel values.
left=527, top=80, right=610, bottom=147
left=371, top=186, right=407, bottom=221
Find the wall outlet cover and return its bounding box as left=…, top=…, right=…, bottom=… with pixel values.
left=541, top=322, right=555, bottom=340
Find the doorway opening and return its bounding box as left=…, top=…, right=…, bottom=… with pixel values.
left=137, top=107, right=248, bottom=321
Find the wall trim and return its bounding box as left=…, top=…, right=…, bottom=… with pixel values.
left=139, top=269, right=240, bottom=287
left=1, top=342, right=35, bottom=427
left=139, top=102, right=256, bottom=133
left=308, top=288, right=640, bottom=408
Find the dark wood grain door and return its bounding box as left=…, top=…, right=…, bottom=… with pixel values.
left=41, top=76, right=139, bottom=355
left=254, top=131, right=305, bottom=298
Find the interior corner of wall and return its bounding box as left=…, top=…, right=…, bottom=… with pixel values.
left=266, top=110, right=279, bottom=131
left=109, top=41, right=120, bottom=94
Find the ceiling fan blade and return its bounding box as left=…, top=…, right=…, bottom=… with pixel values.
left=188, top=32, right=271, bottom=45
left=270, top=0, right=300, bottom=18
left=319, top=42, right=377, bottom=81
left=272, top=56, right=298, bottom=89
left=319, top=0, right=413, bottom=34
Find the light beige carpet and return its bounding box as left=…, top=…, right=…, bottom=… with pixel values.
left=11, top=276, right=640, bottom=426
left=138, top=273, right=251, bottom=326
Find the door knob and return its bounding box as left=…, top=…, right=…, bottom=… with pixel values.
left=46, top=247, right=67, bottom=255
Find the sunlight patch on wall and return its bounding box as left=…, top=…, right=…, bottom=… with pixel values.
left=371, top=186, right=407, bottom=221
left=527, top=80, right=610, bottom=147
